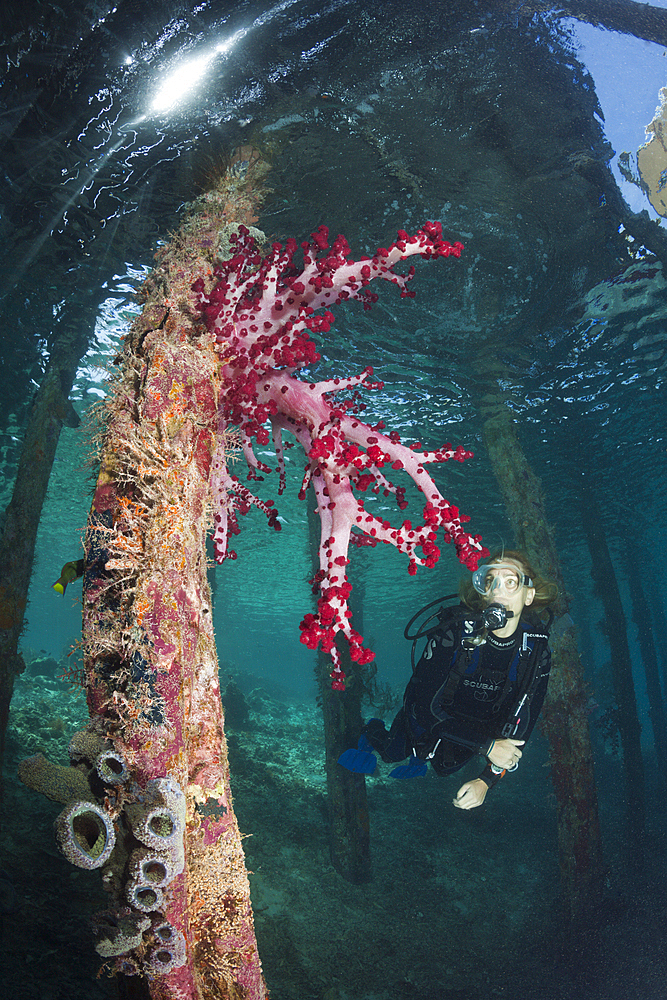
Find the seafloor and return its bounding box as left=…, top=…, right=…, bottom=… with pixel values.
left=2, top=649, right=667, bottom=1000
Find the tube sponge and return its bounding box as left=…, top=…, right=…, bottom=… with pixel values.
left=128, top=844, right=184, bottom=888
left=95, top=748, right=129, bottom=785
left=68, top=727, right=108, bottom=767
left=91, top=908, right=151, bottom=958
left=125, top=776, right=186, bottom=851
left=126, top=878, right=165, bottom=913
left=18, top=753, right=94, bottom=806
left=145, top=922, right=187, bottom=975
left=54, top=800, right=116, bottom=869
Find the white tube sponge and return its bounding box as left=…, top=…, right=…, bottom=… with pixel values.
left=54, top=800, right=116, bottom=869
left=125, top=776, right=186, bottom=852
left=145, top=922, right=187, bottom=975
left=95, top=748, right=130, bottom=785
left=128, top=844, right=184, bottom=888
left=126, top=877, right=165, bottom=913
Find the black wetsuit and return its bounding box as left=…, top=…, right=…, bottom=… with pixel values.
left=364, top=606, right=551, bottom=787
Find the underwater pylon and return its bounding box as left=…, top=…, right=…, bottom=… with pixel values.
left=78, top=148, right=272, bottom=997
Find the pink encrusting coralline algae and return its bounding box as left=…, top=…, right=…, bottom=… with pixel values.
left=193, top=221, right=488, bottom=689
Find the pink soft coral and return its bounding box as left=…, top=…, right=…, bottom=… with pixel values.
left=193, top=222, right=487, bottom=686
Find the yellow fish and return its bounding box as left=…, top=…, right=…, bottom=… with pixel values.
left=52, top=559, right=84, bottom=595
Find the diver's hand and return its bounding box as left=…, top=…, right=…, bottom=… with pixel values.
left=453, top=778, right=488, bottom=810
left=487, top=738, right=524, bottom=770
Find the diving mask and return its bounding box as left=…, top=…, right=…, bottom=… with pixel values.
left=472, top=562, right=533, bottom=596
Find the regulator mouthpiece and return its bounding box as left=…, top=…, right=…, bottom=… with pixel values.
left=481, top=602, right=513, bottom=631
left=462, top=603, right=514, bottom=648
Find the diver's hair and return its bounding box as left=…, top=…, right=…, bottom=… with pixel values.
left=459, top=549, right=558, bottom=613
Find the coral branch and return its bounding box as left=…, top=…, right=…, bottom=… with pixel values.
left=194, top=223, right=487, bottom=686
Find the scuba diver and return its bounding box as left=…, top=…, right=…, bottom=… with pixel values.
left=339, top=550, right=558, bottom=810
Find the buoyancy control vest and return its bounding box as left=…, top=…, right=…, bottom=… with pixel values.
left=406, top=604, right=550, bottom=747
left=441, top=620, right=549, bottom=739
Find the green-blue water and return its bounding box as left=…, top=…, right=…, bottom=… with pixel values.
left=1, top=2, right=666, bottom=998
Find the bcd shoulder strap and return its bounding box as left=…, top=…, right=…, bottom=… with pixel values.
left=438, top=626, right=478, bottom=707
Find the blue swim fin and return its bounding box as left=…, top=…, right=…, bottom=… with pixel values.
left=338, top=734, right=377, bottom=774
left=389, top=756, right=428, bottom=779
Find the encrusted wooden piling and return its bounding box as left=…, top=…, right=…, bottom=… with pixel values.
left=483, top=406, right=604, bottom=920
left=78, top=150, right=270, bottom=998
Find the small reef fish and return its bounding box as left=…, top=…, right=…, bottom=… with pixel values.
left=52, top=559, right=84, bottom=595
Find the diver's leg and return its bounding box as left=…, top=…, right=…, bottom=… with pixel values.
left=362, top=710, right=412, bottom=763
